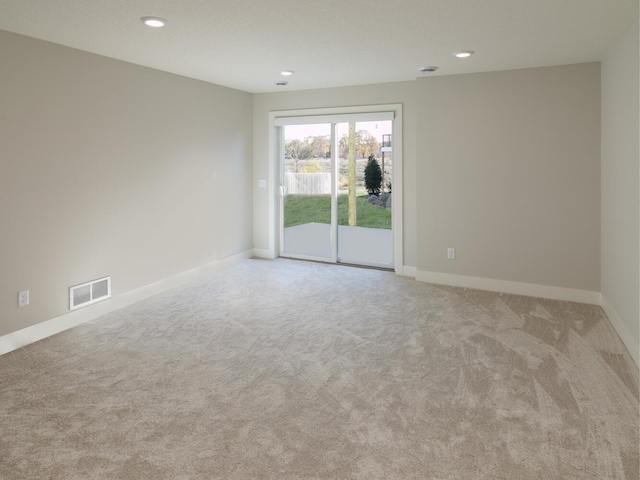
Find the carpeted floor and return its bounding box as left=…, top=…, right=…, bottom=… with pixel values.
left=0, top=258, right=638, bottom=479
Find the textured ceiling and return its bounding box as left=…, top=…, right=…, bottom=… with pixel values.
left=0, top=0, right=636, bottom=93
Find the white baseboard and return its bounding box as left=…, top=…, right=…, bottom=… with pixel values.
left=601, top=294, right=639, bottom=368
left=415, top=270, right=601, bottom=305
left=0, top=249, right=253, bottom=356
left=252, top=248, right=276, bottom=259
left=398, top=265, right=417, bottom=278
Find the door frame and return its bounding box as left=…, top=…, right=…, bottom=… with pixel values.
left=267, top=104, right=403, bottom=274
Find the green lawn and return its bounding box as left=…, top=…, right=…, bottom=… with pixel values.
left=284, top=194, right=391, bottom=229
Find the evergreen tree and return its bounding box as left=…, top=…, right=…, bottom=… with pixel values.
left=364, top=155, right=382, bottom=195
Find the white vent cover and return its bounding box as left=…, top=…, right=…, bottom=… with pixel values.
left=69, top=276, right=111, bottom=310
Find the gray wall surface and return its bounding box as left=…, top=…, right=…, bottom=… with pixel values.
left=253, top=64, right=602, bottom=293
left=3, top=25, right=634, bottom=363
left=416, top=63, right=601, bottom=291
left=0, top=31, right=253, bottom=337
left=601, top=17, right=640, bottom=363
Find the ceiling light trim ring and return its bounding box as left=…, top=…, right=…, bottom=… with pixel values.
left=453, top=50, right=474, bottom=58
left=141, top=16, right=167, bottom=28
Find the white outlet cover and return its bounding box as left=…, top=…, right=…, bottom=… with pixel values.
left=447, top=248, right=456, bottom=259
left=18, top=290, right=29, bottom=307
left=258, top=179, right=267, bottom=188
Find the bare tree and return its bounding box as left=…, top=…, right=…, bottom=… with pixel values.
left=357, top=130, right=380, bottom=159
left=285, top=139, right=311, bottom=160
left=306, top=135, right=330, bottom=159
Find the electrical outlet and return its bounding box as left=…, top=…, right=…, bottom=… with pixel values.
left=447, top=248, right=456, bottom=260
left=18, top=290, right=30, bottom=307
left=258, top=179, right=267, bottom=188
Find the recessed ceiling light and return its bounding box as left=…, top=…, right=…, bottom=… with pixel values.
left=141, top=16, right=167, bottom=28
left=453, top=50, right=474, bottom=58
left=280, top=70, right=295, bottom=76
left=275, top=81, right=289, bottom=86
left=419, top=66, right=438, bottom=73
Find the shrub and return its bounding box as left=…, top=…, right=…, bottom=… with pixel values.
left=364, top=155, right=382, bottom=195
left=301, top=160, right=322, bottom=173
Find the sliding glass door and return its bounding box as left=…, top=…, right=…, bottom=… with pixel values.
left=281, top=123, right=334, bottom=261
left=278, top=113, right=394, bottom=268
left=334, top=121, right=393, bottom=267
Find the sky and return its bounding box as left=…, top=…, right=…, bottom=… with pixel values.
left=284, top=121, right=392, bottom=142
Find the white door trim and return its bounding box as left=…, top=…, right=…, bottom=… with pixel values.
left=268, top=104, right=404, bottom=274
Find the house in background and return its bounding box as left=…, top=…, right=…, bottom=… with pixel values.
left=0, top=2, right=638, bottom=367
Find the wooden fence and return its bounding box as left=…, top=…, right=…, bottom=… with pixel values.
left=284, top=172, right=331, bottom=194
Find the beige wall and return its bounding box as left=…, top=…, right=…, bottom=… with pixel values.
left=416, top=64, right=601, bottom=292
left=0, top=31, right=253, bottom=337
left=253, top=65, right=602, bottom=294
left=601, top=17, right=640, bottom=366
left=252, top=82, right=418, bottom=267
left=3, top=26, right=632, bottom=361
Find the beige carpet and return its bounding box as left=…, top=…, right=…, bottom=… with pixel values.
left=0, top=258, right=638, bottom=479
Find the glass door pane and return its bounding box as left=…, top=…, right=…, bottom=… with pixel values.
left=281, top=124, right=333, bottom=260
left=335, top=120, right=393, bottom=267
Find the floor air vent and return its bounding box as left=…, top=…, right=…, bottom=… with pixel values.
left=69, top=276, right=111, bottom=310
